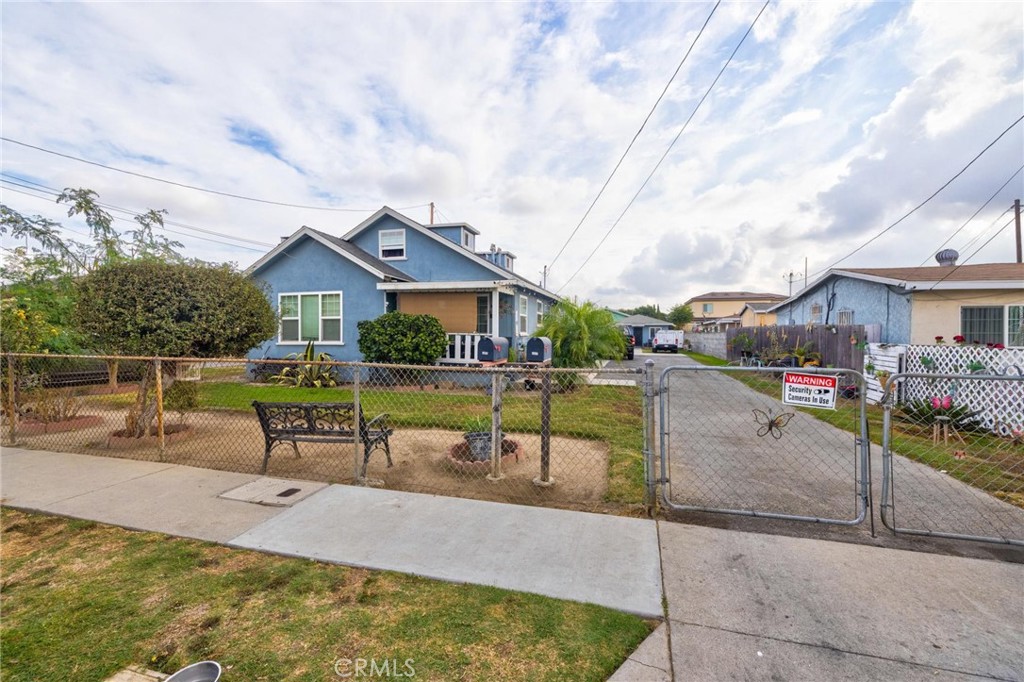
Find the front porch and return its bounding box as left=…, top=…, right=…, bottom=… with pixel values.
left=377, top=280, right=518, bottom=365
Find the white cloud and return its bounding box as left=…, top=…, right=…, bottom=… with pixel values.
left=1, top=0, right=1021, bottom=308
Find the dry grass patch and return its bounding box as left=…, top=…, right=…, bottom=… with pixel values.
left=0, top=508, right=653, bottom=681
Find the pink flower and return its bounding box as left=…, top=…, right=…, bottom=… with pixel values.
left=995, top=343, right=1005, bottom=350
left=942, top=395, right=952, bottom=410
left=953, top=335, right=965, bottom=344
left=931, top=396, right=941, bottom=409
left=931, top=396, right=952, bottom=410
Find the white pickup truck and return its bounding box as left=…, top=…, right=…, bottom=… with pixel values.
left=652, top=330, right=685, bottom=353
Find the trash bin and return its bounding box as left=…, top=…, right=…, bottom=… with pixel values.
left=166, top=661, right=222, bottom=682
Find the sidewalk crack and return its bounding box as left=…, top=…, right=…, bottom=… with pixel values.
left=669, top=619, right=1016, bottom=682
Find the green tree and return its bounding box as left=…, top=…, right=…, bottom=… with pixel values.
left=75, top=261, right=276, bottom=437
left=537, top=299, right=625, bottom=367
left=357, top=312, right=448, bottom=365
left=1, top=189, right=185, bottom=353
left=623, top=304, right=663, bottom=319
left=668, top=304, right=694, bottom=328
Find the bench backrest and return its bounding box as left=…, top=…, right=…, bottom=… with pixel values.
left=252, top=401, right=366, bottom=438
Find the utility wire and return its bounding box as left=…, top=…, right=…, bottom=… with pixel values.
left=917, top=166, right=1023, bottom=266
left=1, top=174, right=276, bottom=248
left=547, top=0, right=721, bottom=274
left=926, top=216, right=1016, bottom=291
left=811, top=113, right=1024, bottom=278
left=557, top=0, right=768, bottom=293
left=958, top=208, right=1012, bottom=255
left=0, top=180, right=267, bottom=252
left=1, top=136, right=430, bottom=214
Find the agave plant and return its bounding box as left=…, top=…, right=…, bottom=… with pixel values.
left=270, top=341, right=339, bottom=388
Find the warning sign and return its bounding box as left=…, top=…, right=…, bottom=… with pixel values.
left=782, top=372, right=838, bottom=410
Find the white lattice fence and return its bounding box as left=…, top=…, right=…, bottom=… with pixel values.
left=902, top=345, right=1024, bottom=436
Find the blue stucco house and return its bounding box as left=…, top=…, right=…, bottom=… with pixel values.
left=769, top=261, right=1024, bottom=346
left=246, top=206, right=561, bottom=363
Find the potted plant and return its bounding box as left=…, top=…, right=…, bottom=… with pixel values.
left=463, top=415, right=493, bottom=461
left=732, top=332, right=755, bottom=360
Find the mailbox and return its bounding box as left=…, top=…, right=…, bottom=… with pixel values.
left=478, top=336, right=508, bottom=363
left=525, top=336, right=552, bottom=364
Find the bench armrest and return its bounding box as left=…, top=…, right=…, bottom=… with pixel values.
left=365, top=412, right=391, bottom=430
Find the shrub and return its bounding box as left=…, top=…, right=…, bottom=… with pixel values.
left=897, top=398, right=981, bottom=430
left=163, top=380, right=200, bottom=422
left=357, top=312, right=447, bottom=365
left=270, top=341, right=339, bottom=388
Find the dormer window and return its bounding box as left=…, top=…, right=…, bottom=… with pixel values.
left=379, top=229, right=406, bottom=260
left=462, top=230, right=475, bottom=251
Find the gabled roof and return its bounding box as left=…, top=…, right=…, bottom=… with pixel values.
left=343, top=206, right=560, bottom=301
left=429, top=221, right=480, bottom=235
left=768, top=262, right=1024, bottom=312
left=740, top=302, right=775, bottom=313
left=619, top=314, right=673, bottom=327
left=245, top=226, right=415, bottom=280
left=685, top=291, right=786, bottom=304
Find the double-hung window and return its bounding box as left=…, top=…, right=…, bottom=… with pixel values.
left=702, top=303, right=713, bottom=314
left=519, top=296, right=529, bottom=334
left=536, top=302, right=544, bottom=327
left=279, top=292, right=342, bottom=343
left=379, top=229, right=406, bottom=260
left=961, top=305, right=1024, bottom=347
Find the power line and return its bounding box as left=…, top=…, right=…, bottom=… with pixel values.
left=958, top=209, right=1012, bottom=255
left=926, top=216, right=1016, bottom=291
left=1, top=173, right=277, bottom=248
left=0, top=180, right=268, bottom=252
left=557, top=0, right=769, bottom=293
left=547, top=0, right=722, bottom=274
left=917, top=166, right=1023, bottom=266
left=1, top=136, right=430, bottom=214
left=811, top=113, right=1024, bottom=278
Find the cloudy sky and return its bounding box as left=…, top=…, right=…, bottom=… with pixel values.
left=2, top=1, right=1021, bottom=309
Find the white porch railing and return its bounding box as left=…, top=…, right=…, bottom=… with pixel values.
left=441, top=333, right=488, bottom=364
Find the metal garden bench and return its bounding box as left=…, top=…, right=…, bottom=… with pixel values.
left=252, top=401, right=393, bottom=477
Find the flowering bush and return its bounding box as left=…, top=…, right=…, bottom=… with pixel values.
left=953, top=335, right=965, bottom=345
left=934, top=336, right=945, bottom=344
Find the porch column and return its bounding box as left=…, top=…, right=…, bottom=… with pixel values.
left=491, top=289, right=500, bottom=337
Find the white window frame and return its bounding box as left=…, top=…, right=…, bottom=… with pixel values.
left=379, top=229, right=406, bottom=260
left=278, top=291, right=343, bottom=345
left=536, top=302, right=544, bottom=327
left=519, top=295, right=529, bottom=334
left=462, top=230, right=475, bottom=251
left=960, top=303, right=1024, bottom=347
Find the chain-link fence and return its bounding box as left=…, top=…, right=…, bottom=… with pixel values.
left=1, top=353, right=649, bottom=514
left=659, top=365, right=870, bottom=525
left=881, top=372, right=1024, bottom=545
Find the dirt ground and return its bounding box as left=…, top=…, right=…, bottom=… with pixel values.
left=5, top=407, right=610, bottom=508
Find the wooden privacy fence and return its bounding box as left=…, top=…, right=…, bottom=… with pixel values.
left=725, top=324, right=878, bottom=370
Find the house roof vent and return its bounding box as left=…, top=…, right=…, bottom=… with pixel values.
left=935, top=249, right=959, bottom=267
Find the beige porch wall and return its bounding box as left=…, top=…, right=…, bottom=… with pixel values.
left=910, top=290, right=1024, bottom=344
left=398, top=292, right=478, bottom=333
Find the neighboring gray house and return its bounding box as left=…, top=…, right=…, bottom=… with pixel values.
left=618, top=314, right=673, bottom=346
left=769, top=260, right=1024, bottom=346
left=246, top=206, right=560, bottom=363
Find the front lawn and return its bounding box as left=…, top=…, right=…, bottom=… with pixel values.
left=0, top=508, right=653, bottom=681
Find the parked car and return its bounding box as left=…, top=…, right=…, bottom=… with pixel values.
left=622, top=331, right=635, bottom=360
left=652, top=330, right=685, bottom=353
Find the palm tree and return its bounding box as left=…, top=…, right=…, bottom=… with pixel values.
left=537, top=299, right=625, bottom=367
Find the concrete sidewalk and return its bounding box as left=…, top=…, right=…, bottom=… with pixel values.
left=2, top=447, right=1022, bottom=681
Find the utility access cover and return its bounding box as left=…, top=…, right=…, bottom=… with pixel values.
left=219, top=478, right=327, bottom=507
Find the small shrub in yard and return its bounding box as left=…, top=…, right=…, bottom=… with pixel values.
left=897, top=397, right=982, bottom=431
left=163, top=380, right=199, bottom=423
left=270, top=341, right=339, bottom=388
left=357, top=311, right=447, bottom=365
left=23, top=387, right=83, bottom=423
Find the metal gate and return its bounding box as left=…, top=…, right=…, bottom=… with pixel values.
left=880, top=372, right=1024, bottom=546
left=658, top=364, right=871, bottom=525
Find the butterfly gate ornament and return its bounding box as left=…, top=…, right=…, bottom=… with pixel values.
left=752, top=408, right=795, bottom=439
